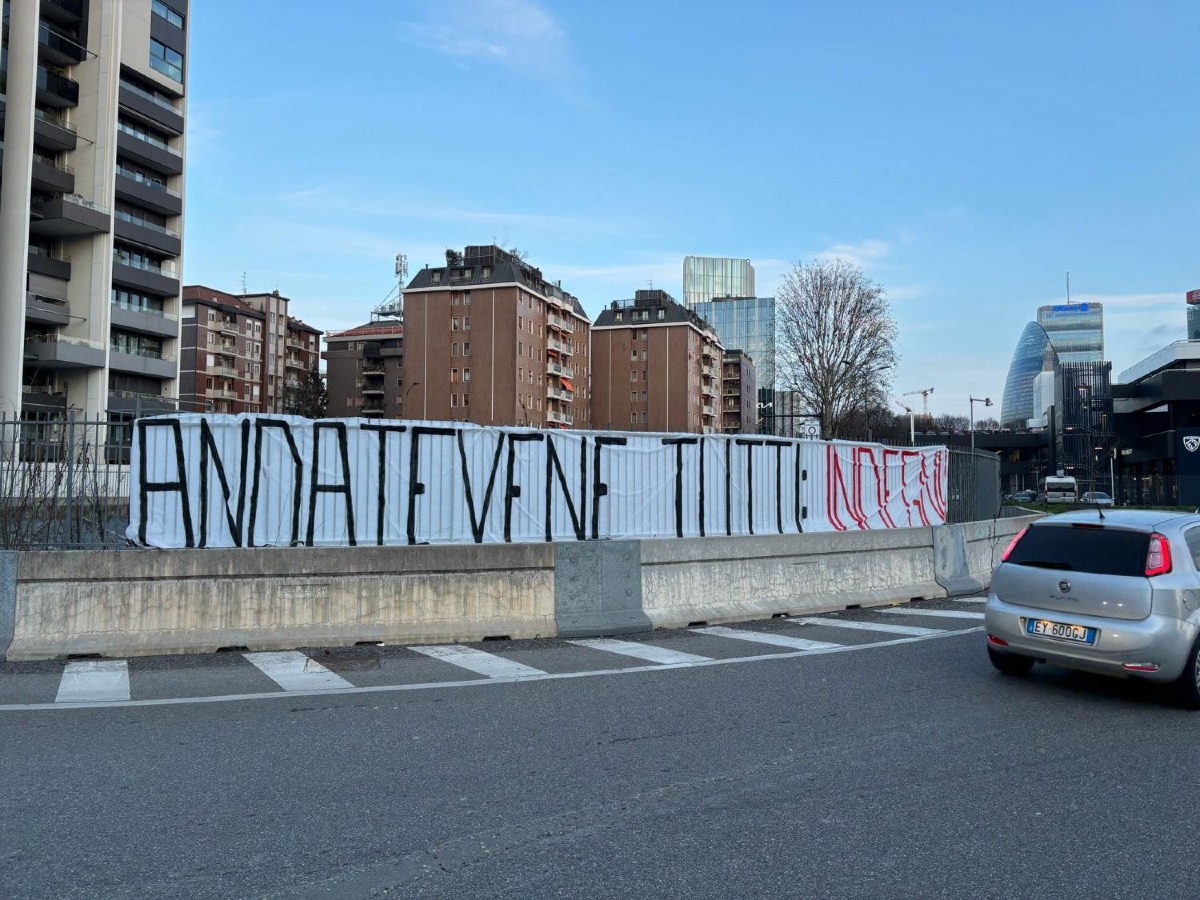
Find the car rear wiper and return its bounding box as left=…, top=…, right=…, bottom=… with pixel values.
left=1016, top=560, right=1074, bottom=570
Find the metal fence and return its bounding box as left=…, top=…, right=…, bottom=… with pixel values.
left=0, top=413, right=133, bottom=549
left=946, top=447, right=1002, bottom=524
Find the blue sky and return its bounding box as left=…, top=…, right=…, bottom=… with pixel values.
left=183, top=0, right=1200, bottom=417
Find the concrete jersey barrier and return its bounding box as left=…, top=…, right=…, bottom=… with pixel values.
left=1, top=516, right=1038, bottom=661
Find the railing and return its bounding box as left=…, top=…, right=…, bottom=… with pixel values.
left=120, top=78, right=180, bottom=114
left=39, top=192, right=110, bottom=214
left=546, top=387, right=573, bottom=402
left=115, top=208, right=179, bottom=236
left=115, top=165, right=181, bottom=197
left=117, top=120, right=182, bottom=156
left=548, top=336, right=572, bottom=355
left=546, top=361, right=566, bottom=377
left=111, top=299, right=177, bottom=320
left=33, top=153, right=74, bottom=175
left=111, top=344, right=174, bottom=362
left=29, top=246, right=72, bottom=263
left=26, top=333, right=104, bottom=351
left=547, top=314, right=575, bottom=334
left=219, top=320, right=239, bottom=334
left=215, top=366, right=238, bottom=377
left=113, top=251, right=178, bottom=278
left=34, top=106, right=77, bottom=133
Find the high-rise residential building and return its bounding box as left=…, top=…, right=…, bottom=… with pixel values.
left=1, top=0, right=189, bottom=421
left=402, top=245, right=592, bottom=428
left=720, top=349, right=756, bottom=434
left=682, top=256, right=755, bottom=308
left=181, top=285, right=322, bottom=415
left=1036, top=302, right=1104, bottom=363
left=323, top=319, right=404, bottom=419
left=591, top=289, right=723, bottom=433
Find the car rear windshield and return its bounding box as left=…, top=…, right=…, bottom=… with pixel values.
left=1006, top=524, right=1150, bottom=576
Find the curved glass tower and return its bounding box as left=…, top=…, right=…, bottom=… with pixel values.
left=1001, top=322, right=1057, bottom=427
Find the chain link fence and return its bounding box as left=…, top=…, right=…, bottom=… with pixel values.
left=945, top=447, right=1002, bottom=524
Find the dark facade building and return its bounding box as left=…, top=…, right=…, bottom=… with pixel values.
left=720, top=349, right=756, bottom=434
left=1, top=0, right=189, bottom=420
left=322, top=320, right=405, bottom=419
left=592, top=289, right=723, bottom=433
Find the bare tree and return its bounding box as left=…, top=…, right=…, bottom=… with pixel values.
left=776, top=259, right=899, bottom=439
left=931, top=413, right=969, bottom=432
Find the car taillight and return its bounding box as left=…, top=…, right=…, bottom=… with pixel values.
left=1001, top=526, right=1029, bottom=562
left=1145, top=533, right=1172, bottom=577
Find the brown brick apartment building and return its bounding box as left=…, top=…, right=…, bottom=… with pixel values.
left=721, top=349, right=758, bottom=434
left=591, top=290, right=724, bottom=433
left=402, top=246, right=591, bottom=428
left=323, top=319, right=405, bottom=418
left=181, top=285, right=321, bottom=414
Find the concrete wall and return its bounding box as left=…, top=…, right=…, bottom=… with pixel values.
left=1, top=517, right=1039, bottom=661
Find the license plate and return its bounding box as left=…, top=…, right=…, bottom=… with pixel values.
left=1025, top=618, right=1096, bottom=644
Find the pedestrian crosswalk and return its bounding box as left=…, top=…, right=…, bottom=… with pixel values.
left=1, top=600, right=989, bottom=710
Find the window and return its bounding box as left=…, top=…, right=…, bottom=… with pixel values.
left=528, top=371, right=534, bottom=385
left=642, top=411, right=648, bottom=423
left=642, top=370, right=648, bottom=381
left=518, top=341, right=523, bottom=355
left=451, top=368, right=459, bottom=383
left=433, top=272, right=442, bottom=283
left=631, top=371, right=637, bottom=381
left=452, top=317, right=459, bottom=331
left=615, top=312, right=623, bottom=322
left=519, top=316, right=523, bottom=330
left=152, top=0, right=184, bottom=27
left=451, top=394, right=458, bottom=408
left=464, top=291, right=471, bottom=305
left=642, top=391, right=647, bottom=401
left=657, top=309, right=665, bottom=320
left=452, top=342, right=459, bottom=357
left=463, top=342, right=470, bottom=356
left=631, top=392, right=637, bottom=402
left=631, top=349, right=638, bottom=360
left=641, top=350, right=647, bottom=360
left=631, top=412, right=638, bottom=424
left=463, top=394, right=470, bottom=407
left=463, top=367, right=471, bottom=382
left=464, top=316, right=470, bottom=331
left=149, top=38, right=184, bottom=82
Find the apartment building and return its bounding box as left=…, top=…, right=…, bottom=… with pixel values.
left=323, top=319, right=405, bottom=418
left=179, top=287, right=265, bottom=414
left=0, top=0, right=189, bottom=420
left=721, top=349, right=757, bottom=434
left=402, top=245, right=591, bottom=428
left=591, top=289, right=723, bottom=434
left=180, top=285, right=322, bottom=415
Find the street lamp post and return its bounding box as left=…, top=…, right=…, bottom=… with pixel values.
left=404, top=381, right=420, bottom=420
left=756, top=401, right=773, bottom=435
left=969, top=396, right=992, bottom=453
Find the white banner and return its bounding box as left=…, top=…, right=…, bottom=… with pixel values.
left=127, top=414, right=948, bottom=549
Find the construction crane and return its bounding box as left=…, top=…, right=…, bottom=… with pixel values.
left=893, top=398, right=915, bottom=444
left=902, top=387, right=935, bottom=416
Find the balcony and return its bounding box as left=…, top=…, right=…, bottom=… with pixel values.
left=37, top=66, right=80, bottom=108
left=362, top=364, right=386, bottom=376
left=362, top=402, right=385, bottom=416
left=116, top=128, right=184, bottom=176
left=41, top=0, right=84, bottom=26
left=32, top=107, right=79, bottom=153
left=548, top=336, right=572, bottom=356
left=218, top=319, right=239, bottom=335
left=546, top=409, right=573, bottom=426
left=24, top=334, right=105, bottom=369
left=111, top=253, right=179, bottom=296
left=701, top=382, right=718, bottom=399
left=546, top=386, right=573, bottom=403
left=38, top=22, right=88, bottom=66
left=30, top=193, right=111, bottom=237
left=27, top=247, right=71, bottom=281
left=286, top=337, right=306, bottom=351
left=110, top=302, right=179, bottom=338
left=361, top=384, right=385, bottom=396
left=214, top=365, right=238, bottom=378
left=285, top=355, right=306, bottom=370
left=547, top=313, right=574, bottom=334
left=114, top=170, right=183, bottom=217
left=21, top=386, right=68, bottom=414
left=109, top=347, right=177, bottom=379
left=113, top=214, right=181, bottom=257
left=26, top=293, right=70, bottom=327
left=546, top=360, right=567, bottom=377
left=30, top=155, right=75, bottom=194
left=701, top=364, right=717, bottom=379
left=118, top=82, right=184, bottom=136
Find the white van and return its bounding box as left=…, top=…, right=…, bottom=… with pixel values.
left=1038, top=475, right=1078, bottom=504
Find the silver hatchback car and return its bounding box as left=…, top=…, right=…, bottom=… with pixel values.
left=985, top=509, right=1200, bottom=707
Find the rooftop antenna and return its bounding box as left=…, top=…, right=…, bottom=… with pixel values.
left=1066, top=270, right=1071, bottom=305
left=373, top=252, right=407, bottom=321
left=240, top=271, right=248, bottom=294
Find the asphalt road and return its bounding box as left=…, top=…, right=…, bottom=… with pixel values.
left=2, top=602, right=1198, bottom=899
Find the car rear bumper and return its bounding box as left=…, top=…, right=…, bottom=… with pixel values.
left=985, top=596, right=1197, bottom=682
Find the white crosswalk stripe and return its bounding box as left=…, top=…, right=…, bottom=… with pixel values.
left=567, top=638, right=712, bottom=665
left=243, top=651, right=354, bottom=691
left=692, top=626, right=842, bottom=651
left=55, top=660, right=130, bottom=703
left=410, top=645, right=546, bottom=678
left=791, top=617, right=944, bottom=637
left=953, top=597, right=988, bottom=604
left=879, top=607, right=986, bottom=620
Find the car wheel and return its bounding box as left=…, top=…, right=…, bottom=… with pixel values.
left=1170, top=638, right=1200, bottom=710
left=988, top=646, right=1035, bottom=676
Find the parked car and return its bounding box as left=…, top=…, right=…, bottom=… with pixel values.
left=985, top=509, right=1200, bottom=707
left=1080, top=491, right=1115, bottom=507
left=1009, top=490, right=1037, bottom=504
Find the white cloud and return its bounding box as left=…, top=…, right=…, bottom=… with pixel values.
left=815, top=239, right=892, bottom=269
left=399, top=0, right=572, bottom=81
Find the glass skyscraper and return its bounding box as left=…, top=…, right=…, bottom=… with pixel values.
left=683, top=257, right=755, bottom=308
left=692, top=296, right=775, bottom=388
left=1001, top=322, right=1057, bottom=427
left=1036, top=303, right=1104, bottom=363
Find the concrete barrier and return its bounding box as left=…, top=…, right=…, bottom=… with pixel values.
left=640, top=526, right=944, bottom=630
left=6, top=544, right=555, bottom=661
left=4, top=518, right=1033, bottom=661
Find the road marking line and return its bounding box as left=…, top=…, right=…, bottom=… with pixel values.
left=410, top=645, right=546, bottom=678
left=243, top=651, right=354, bottom=691
left=953, top=597, right=988, bottom=604
left=55, top=660, right=130, bottom=703
left=879, top=608, right=985, bottom=620
left=1, top=628, right=983, bottom=713
left=791, top=617, right=944, bottom=637
left=692, top=626, right=841, bottom=651
left=567, top=638, right=712, bottom=665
